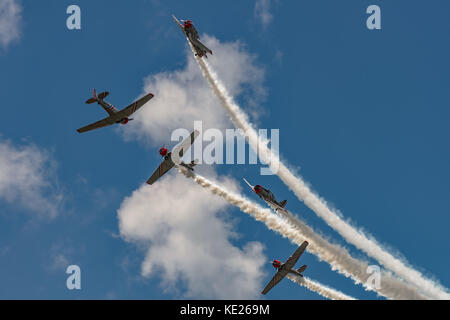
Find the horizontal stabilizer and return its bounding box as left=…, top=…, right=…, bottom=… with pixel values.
left=297, top=264, right=307, bottom=274
left=85, top=97, right=97, bottom=104
left=181, top=159, right=198, bottom=170
left=97, top=91, right=109, bottom=100
left=85, top=89, right=109, bottom=104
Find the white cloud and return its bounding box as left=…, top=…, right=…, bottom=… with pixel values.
left=117, top=36, right=269, bottom=299
left=49, top=253, right=69, bottom=272
left=0, top=138, right=63, bottom=218
left=117, top=172, right=266, bottom=299
left=254, top=0, right=273, bottom=29
left=121, top=35, right=265, bottom=145
left=0, top=0, right=22, bottom=49
left=46, top=242, right=80, bottom=273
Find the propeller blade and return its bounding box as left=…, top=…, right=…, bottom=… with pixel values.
left=243, top=178, right=254, bottom=189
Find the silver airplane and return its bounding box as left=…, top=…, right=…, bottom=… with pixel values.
left=76, top=89, right=154, bottom=133
left=146, top=130, right=200, bottom=185
left=261, top=241, right=309, bottom=295
left=243, top=178, right=288, bottom=213
left=172, top=14, right=213, bottom=58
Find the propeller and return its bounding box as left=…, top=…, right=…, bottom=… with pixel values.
left=243, top=178, right=254, bottom=189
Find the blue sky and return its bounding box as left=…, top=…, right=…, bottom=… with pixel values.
left=0, top=0, right=450, bottom=299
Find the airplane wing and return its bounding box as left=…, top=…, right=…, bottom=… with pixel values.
left=76, top=116, right=114, bottom=133
left=117, top=93, right=154, bottom=118
left=191, top=38, right=213, bottom=55
left=283, top=241, right=309, bottom=271
left=170, top=130, right=200, bottom=164
left=146, top=157, right=175, bottom=185
left=261, top=269, right=288, bottom=295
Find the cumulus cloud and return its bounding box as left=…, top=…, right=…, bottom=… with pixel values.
left=0, top=0, right=22, bottom=49
left=254, top=0, right=273, bottom=29
left=0, top=138, right=63, bottom=218
left=121, top=35, right=265, bottom=145
left=117, top=172, right=266, bottom=299
left=117, top=36, right=269, bottom=298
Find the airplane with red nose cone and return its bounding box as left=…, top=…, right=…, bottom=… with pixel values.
left=172, top=14, right=213, bottom=58
left=76, top=89, right=154, bottom=133
left=261, top=241, right=309, bottom=295
left=243, top=178, right=288, bottom=213
left=146, top=130, right=200, bottom=185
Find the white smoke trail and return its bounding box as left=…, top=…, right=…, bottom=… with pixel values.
left=188, top=43, right=449, bottom=299
left=178, top=167, right=426, bottom=299
left=287, top=275, right=356, bottom=300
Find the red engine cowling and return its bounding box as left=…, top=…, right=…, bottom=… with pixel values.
left=184, top=20, right=193, bottom=29
left=254, top=185, right=262, bottom=194
left=272, top=260, right=281, bottom=269
left=121, top=118, right=129, bottom=125
left=159, top=147, right=168, bottom=157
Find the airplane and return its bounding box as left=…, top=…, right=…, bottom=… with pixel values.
left=243, top=178, right=288, bottom=213
left=146, top=130, right=200, bottom=185
left=261, top=241, right=309, bottom=295
left=172, top=14, right=213, bottom=58
left=76, top=89, right=154, bottom=133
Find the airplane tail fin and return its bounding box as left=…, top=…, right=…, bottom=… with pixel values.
left=85, top=88, right=97, bottom=104
left=86, top=89, right=109, bottom=104
left=280, top=200, right=287, bottom=208
left=180, top=159, right=198, bottom=171
left=297, top=264, right=307, bottom=275
left=187, top=159, right=198, bottom=168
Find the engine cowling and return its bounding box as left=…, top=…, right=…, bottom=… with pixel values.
left=272, top=260, right=281, bottom=269
left=121, top=118, right=129, bottom=125
left=159, top=147, right=168, bottom=157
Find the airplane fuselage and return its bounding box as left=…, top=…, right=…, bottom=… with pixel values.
left=255, top=185, right=284, bottom=208
left=159, top=150, right=195, bottom=171
left=98, top=99, right=118, bottom=114
left=97, top=98, right=130, bottom=124
left=172, top=15, right=212, bottom=58
left=182, top=22, right=209, bottom=57
left=273, top=262, right=304, bottom=278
